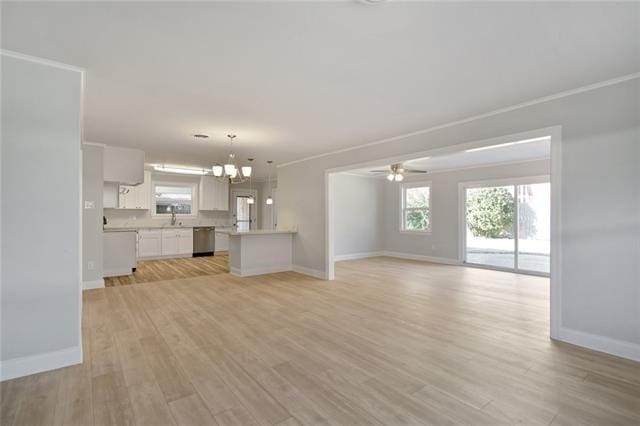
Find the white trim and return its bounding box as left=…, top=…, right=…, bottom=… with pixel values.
left=230, top=265, right=292, bottom=277
left=82, top=141, right=106, bottom=148
left=549, top=127, right=563, bottom=340
left=461, top=174, right=550, bottom=189
left=333, top=251, right=385, bottom=261
left=151, top=181, right=199, bottom=218
left=325, top=172, right=335, bottom=280
left=382, top=251, right=463, bottom=266
left=0, top=346, right=82, bottom=382
left=323, top=126, right=561, bottom=177
left=400, top=180, right=432, bottom=234
left=231, top=189, right=259, bottom=230
left=557, top=327, right=640, bottom=363
left=457, top=175, right=552, bottom=274
left=83, top=279, right=105, bottom=290
left=292, top=264, right=327, bottom=279
left=0, top=49, right=85, bottom=73
left=278, top=73, right=639, bottom=168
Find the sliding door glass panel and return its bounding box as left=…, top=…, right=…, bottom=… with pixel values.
left=235, top=196, right=252, bottom=232
left=465, top=186, right=515, bottom=269
left=517, top=183, right=551, bottom=273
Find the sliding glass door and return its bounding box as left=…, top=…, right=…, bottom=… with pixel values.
left=463, top=177, right=550, bottom=275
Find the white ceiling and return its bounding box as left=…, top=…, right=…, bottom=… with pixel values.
left=2, top=2, right=638, bottom=177
left=346, top=136, right=550, bottom=177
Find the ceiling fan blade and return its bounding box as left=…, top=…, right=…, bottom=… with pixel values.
left=405, top=169, right=427, bottom=173
left=369, top=170, right=389, bottom=173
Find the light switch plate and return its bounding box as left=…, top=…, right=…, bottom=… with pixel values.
left=84, top=200, right=95, bottom=209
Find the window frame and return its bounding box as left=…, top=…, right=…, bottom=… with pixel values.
left=399, top=180, right=432, bottom=234
left=151, top=181, right=199, bottom=218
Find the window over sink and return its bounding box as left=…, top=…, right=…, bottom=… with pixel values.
left=152, top=183, right=197, bottom=216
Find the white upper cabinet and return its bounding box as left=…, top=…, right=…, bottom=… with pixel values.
left=199, top=176, right=229, bottom=211
left=115, top=171, right=151, bottom=210
left=104, top=145, right=145, bottom=185
left=103, top=182, right=119, bottom=209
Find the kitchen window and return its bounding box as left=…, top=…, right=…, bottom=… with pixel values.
left=153, top=183, right=197, bottom=216
left=400, top=181, right=431, bottom=233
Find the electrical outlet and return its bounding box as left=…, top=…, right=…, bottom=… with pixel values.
left=84, top=200, right=95, bottom=209
left=87, top=261, right=95, bottom=271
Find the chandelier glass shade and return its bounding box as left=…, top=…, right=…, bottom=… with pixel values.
left=212, top=134, right=253, bottom=184
left=212, top=164, right=223, bottom=177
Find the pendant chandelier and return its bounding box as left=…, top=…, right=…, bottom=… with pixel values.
left=265, top=160, right=274, bottom=205
left=212, top=134, right=253, bottom=184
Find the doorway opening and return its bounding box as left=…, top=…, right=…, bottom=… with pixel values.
left=232, top=189, right=258, bottom=231
left=461, top=177, right=550, bottom=275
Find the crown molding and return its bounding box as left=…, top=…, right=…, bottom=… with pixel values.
left=1, top=49, right=85, bottom=73
left=278, top=72, right=640, bottom=168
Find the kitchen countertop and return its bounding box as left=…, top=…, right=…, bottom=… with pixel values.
left=103, top=224, right=231, bottom=231
left=227, top=229, right=297, bottom=236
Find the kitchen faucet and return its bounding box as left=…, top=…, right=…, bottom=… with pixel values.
left=171, top=206, right=177, bottom=226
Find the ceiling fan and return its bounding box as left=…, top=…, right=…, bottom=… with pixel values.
left=370, top=163, right=427, bottom=182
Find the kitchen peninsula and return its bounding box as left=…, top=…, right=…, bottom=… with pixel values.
left=227, top=229, right=297, bottom=277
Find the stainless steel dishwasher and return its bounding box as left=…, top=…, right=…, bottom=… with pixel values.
left=193, top=226, right=215, bottom=256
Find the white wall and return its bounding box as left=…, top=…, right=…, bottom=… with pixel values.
left=277, top=77, right=640, bottom=359
left=1, top=53, right=83, bottom=379
left=82, top=144, right=104, bottom=285
left=258, top=180, right=277, bottom=230
left=334, top=174, right=385, bottom=258
left=383, top=160, right=550, bottom=261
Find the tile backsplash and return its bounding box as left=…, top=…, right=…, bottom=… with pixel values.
left=104, top=209, right=232, bottom=228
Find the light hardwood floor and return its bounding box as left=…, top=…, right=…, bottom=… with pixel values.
left=105, top=254, right=229, bottom=287
left=2, top=257, right=639, bottom=425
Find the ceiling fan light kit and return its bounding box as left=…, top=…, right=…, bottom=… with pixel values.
left=375, top=163, right=425, bottom=182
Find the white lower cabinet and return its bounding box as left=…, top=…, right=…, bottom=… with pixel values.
left=215, top=231, right=229, bottom=252
left=161, top=231, right=179, bottom=256
left=137, top=228, right=194, bottom=259
left=177, top=229, right=194, bottom=254
left=138, top=229, right=162, bottom=258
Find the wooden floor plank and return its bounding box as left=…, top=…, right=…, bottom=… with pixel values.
left=2, top=256, right=639, bottom=425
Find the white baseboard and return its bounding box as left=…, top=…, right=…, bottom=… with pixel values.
left=292, top=264, right=327, bottom=279
left=0, top=346, right=82, bottom=381
left=333, top=251, right=385, bottom=261
left=381, top=251, right=462, bottom=266
left=230, top=264, right=293, bottom=277
left=556, top=327, right=640, bottom=362
left=83, top=278, right=105, bottom=290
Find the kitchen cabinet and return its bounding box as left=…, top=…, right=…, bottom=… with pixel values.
left=199, top=176, right=229, bottom=211
left=137, top=227, right=194, bottom=259
left=104, top=182, right=119, bottom=209
left=138, top=229, right=162, bottom=258
left=161, top=228, right=193, bottom=256
left=215, top=231, right=229, bottom=252
left=103, top=230, right=137, bottom=277
left=104, top=146, right=145, bottom=185
left=177, top=229, right=194, bottom=254
left=161, top=231, right=179, bottom=255
left=117, top=171, right=151, bottom=210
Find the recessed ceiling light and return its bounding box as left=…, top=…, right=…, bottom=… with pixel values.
left=193, top=134, right=209, bottom=139
left=465, top=136, right=550, bottom=153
